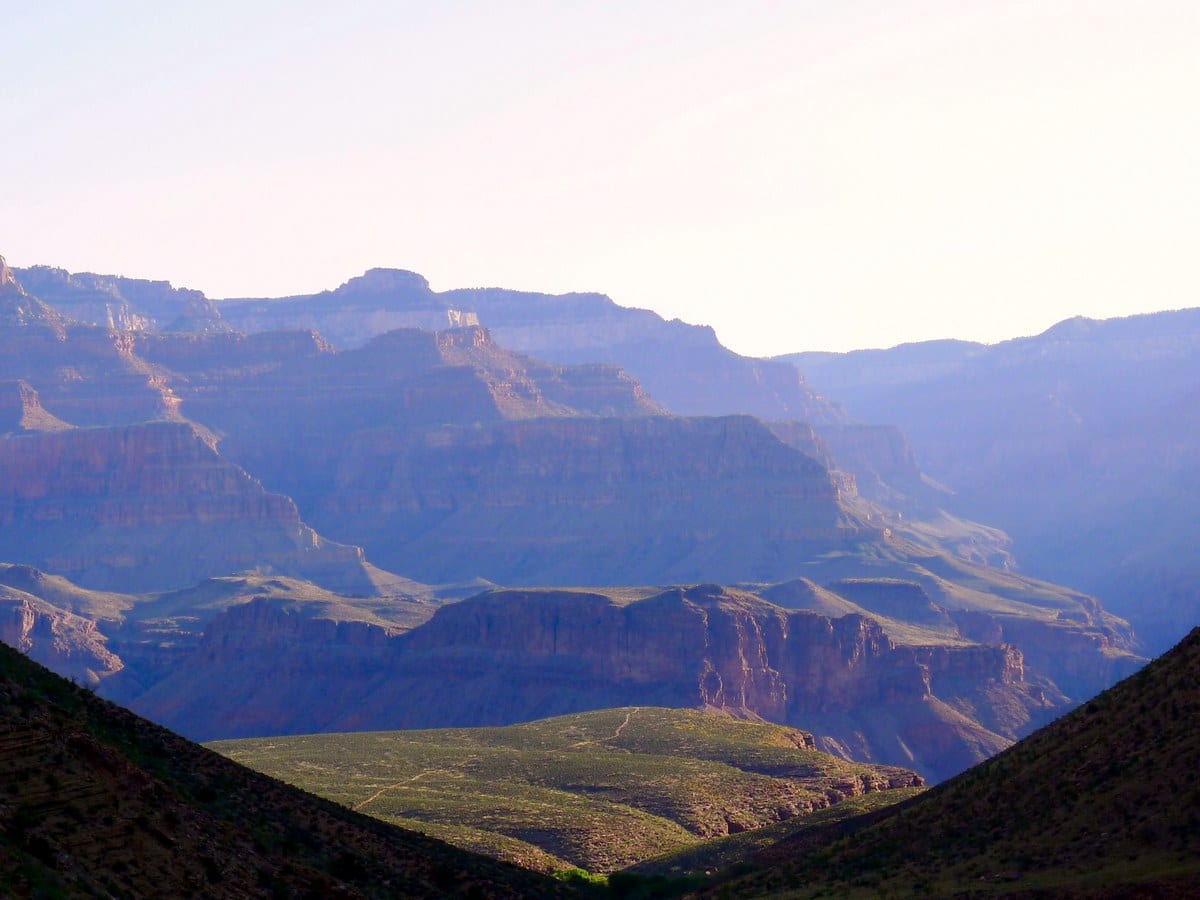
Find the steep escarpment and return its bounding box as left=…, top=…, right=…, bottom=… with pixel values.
left=308, top=414, right=868, bottom=585
left=0, top=324, right=181, bottom=426
left=700, top=628, right=1200, bottom=898
left=219, top=268, right=474, bottom=344
left=139, top=324, right=660, bottom=433
left=0, top=421, right=371, bottom=592
left=127, top=596, right=403, bottom=739
left=783, top=309, right=1200, bottom=653
left=129, top=585, right=1051, bottom=782
left=372, top=586, right=1041, bottom=781
left=0, top=256, right=69, bottom=331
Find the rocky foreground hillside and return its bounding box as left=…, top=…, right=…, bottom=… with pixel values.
left=0, top=641, right=571, bottom=899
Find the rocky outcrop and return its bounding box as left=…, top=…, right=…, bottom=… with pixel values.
left=0, top=256, right=69, bottom=331
left=0, top=324, right=181, bottom=426
left=12, top=264, right=229, bottom=333
left=127, top=596, right=401, bottom=738
left=0, top=422, right=372, bottom=592
left=218, top=268, right=471, bottom=345
left=0, top=587, right=122, bottom=685
left=0, top=381, right=71, bottom=434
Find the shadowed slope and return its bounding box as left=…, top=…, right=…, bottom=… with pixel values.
left=703, top=627, right=1200, bottom=898
left=0, top=641, right=572, bottom=898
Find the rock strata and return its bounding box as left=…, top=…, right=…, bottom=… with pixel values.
left=0, top=421, right=371, bottom=592
left=127, top=585, right=1053, bottom=781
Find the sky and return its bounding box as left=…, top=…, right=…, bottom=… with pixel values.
left=4, top=1, right=1198, bottom=356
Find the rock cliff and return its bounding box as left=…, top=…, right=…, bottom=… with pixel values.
left=126, top=585, right=1055, bottom=782
left=0, top=587, right=122, bottom=685
left=0, top=324, right=181, bottom=426
left=0, top=421, right=372, bottom=592
left=306, top=414, right=869, bottom=585
left=782, top=308, right=1200, bottom=653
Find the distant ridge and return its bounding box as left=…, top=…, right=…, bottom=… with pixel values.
left=0, top=256, right=68, bottom=330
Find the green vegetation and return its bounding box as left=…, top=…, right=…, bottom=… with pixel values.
left=212, top=706, right=920, bottom=873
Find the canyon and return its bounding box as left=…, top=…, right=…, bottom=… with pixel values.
left=0, top=256, right=1158, bottom=787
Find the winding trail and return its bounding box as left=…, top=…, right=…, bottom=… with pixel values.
left=568, top=707, right=640, bottom=749
left=611, top=707, right=637, bottom=741
left=353, top=770, right=434, bottom=812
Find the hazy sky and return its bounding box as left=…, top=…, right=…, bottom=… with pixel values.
left=4, top=1, right=1198, bottom=355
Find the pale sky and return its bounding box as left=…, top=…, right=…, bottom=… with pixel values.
left=4, top=1, right=1198, bottom=355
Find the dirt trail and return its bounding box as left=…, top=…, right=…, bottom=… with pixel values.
left=611, top=707, right=637, bottom=741
left=568, top=707, right=640, bottom=749
left=353, top=770, right=434, bottom=811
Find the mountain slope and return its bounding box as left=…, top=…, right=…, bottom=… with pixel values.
left=702, top=626, right=1200, bottom=898
left=0, top=641, right=572, bottom=899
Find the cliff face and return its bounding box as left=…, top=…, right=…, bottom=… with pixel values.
left=141, top=324, right=661, bottom=434
left=0, top=325, right=181, bottom=426
left=373, top=586, right=1041, bottom=781
left=306, top=415, right=867, bottom=585
left=126, top=586, right=1050, bottom=782
left=0, top=422, right=371, bottom=592
left=127, top=596, right=402, bottom=739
